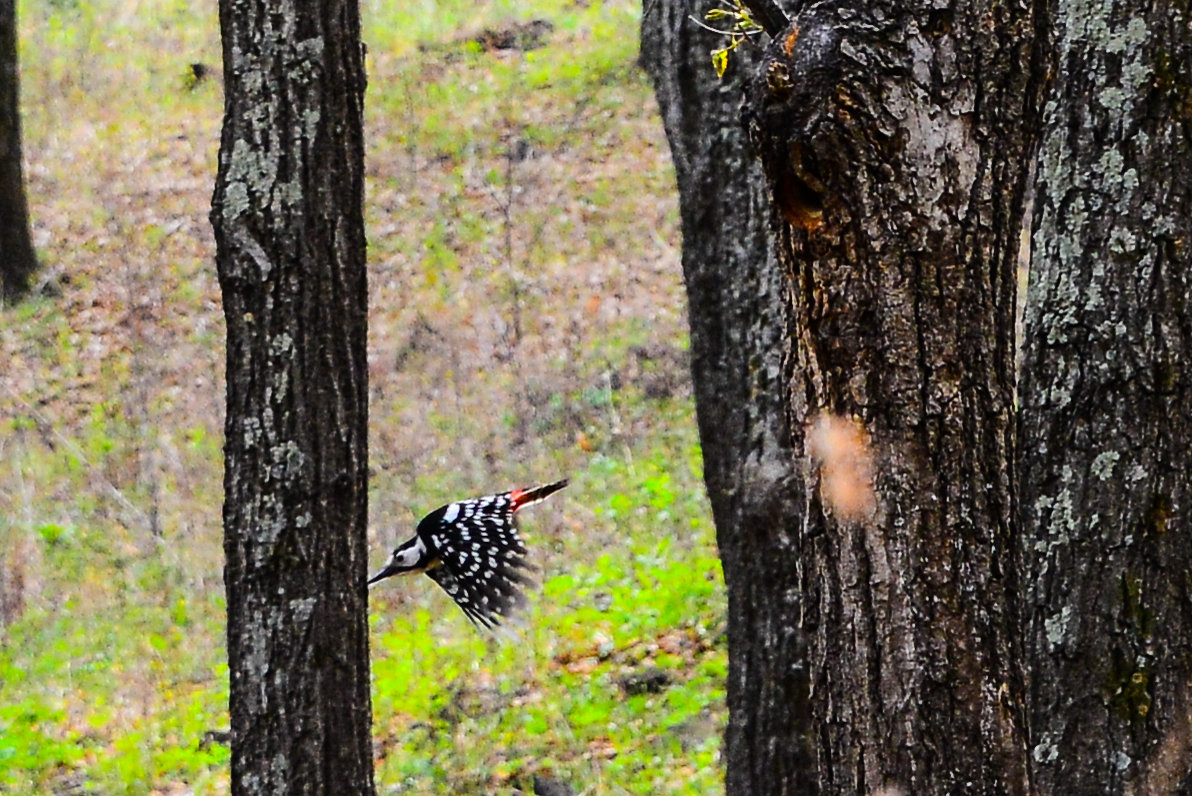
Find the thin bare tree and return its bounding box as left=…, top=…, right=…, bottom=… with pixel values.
left=0, top=0, right=36, bottom=303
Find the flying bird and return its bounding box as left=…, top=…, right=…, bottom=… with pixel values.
left=369, top=479, right=568, bottom=628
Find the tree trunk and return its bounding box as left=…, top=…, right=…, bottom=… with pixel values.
left=209, top=0, right=374, bottom=789
left=647, top=0, right=1041, bottom=788
left=744, top=4, right=1039, bottom=787
left=0, top=0, right=36, bottom=303
left=1019, top=0, right=1192, bottom=790
left=641, top=5, right=816, bottom=793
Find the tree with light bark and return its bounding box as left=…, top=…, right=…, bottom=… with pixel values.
left=1020, top=0, right=1192, bottom=789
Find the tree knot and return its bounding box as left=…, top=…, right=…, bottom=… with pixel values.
left=743, top=11, right=844, bottom=231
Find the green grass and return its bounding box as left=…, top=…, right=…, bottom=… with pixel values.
left=1, top=0, right=718, bottom=793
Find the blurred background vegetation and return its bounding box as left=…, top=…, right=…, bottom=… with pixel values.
left=0, top=0, right=729, bottom=792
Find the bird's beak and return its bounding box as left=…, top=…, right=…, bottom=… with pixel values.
left=368, top=563, right=400, bottom=587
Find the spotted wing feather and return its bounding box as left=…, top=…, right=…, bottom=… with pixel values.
left=424, top=487, right=558, bottom=628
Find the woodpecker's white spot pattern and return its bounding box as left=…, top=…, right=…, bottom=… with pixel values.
left=369, top=479, right=568, bottom=629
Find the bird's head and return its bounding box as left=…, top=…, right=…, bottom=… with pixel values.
left=367, top=536, right=430, bottom=585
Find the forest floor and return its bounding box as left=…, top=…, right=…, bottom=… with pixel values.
left=0, top=0, right=728, bottom=793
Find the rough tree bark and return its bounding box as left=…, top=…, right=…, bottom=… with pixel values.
left=1019, top=0, right=1192, bottom=790
left=641, top=5, right=815, bottom=793
left=650, top=0, right=1042, bottom=790
left=209, top=0, right=374, bottom=789
left=740, top=0, right=1040, bottom=788
left=0, top=0, right=37, bottom=303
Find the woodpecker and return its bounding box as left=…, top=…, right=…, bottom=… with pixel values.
left=368, top=479, right=568, bottom=628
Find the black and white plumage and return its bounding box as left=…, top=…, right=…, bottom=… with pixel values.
left=368, top=479, right=567, bottom=628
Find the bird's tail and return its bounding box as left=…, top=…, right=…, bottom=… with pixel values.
left=510, top=479, right=568, bottom=511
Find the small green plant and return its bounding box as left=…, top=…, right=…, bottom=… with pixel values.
left=695, top=0, right=765, bottom=77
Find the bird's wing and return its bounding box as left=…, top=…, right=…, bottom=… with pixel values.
left=424, top=492, right=538, bottom=628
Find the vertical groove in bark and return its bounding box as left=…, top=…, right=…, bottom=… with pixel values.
left=641, top=2, right=814, bottom=793
left=0, top=0, right=37, bottom=303
left=743, top=0, right=1036, bottom=790
left=210, top=0, right=373, bottom=789
left=1020, top=0, right=1192, bottom=789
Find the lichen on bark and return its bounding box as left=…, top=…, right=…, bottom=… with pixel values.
left=1019, top=0, right=1192, bottom=788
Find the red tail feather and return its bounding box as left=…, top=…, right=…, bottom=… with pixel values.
left=510, top=478, right=569, bottom=511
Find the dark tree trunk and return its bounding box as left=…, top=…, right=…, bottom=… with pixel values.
left=641, top=5, right=815, bottom=794
left=0, top=0, right=36, bottom=303
left=209, top=0, right=374, bottom=789
left=741, top=1, right=1039, bottom=787
left=649, top=0, right=1041, bottom=790
left=1019, top=0, right=1192, bottom=790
